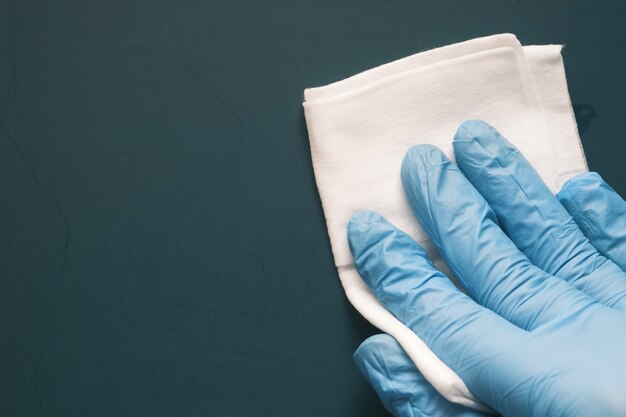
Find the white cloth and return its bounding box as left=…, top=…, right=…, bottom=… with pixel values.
left=302, top=34, right=587, bottom=411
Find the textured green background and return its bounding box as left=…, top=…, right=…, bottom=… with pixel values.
left=0, top=1, right=624, bottom=416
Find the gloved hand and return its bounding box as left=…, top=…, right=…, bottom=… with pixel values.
left=348, top=120, right=626, bottom=417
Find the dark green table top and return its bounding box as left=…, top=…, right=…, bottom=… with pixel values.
left=0, top=1, right=624, bottom=416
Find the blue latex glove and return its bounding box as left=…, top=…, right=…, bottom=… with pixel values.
left=348, top=120, right=626, bottom=417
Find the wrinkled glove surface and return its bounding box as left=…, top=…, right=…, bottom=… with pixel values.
left=349, top=120, right=626, bottom=417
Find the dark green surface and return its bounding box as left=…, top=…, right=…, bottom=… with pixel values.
left=0, top=1, right=624, bottom=416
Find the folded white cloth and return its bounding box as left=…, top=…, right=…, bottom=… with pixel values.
left=303, top=34, right=587, bottom=411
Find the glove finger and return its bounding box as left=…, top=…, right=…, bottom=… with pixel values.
left=348, top=210, right=552, bottom=412
left=557, top=172, right=626, bottom=271
left=452, top=120, right=626, bottom=311
left=354, top=334, right=491, bottom=417
left=400, top=146, right=593, bottom=330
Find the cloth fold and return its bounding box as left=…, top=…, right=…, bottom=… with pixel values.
left=303, top=34, right=586, bottom=411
